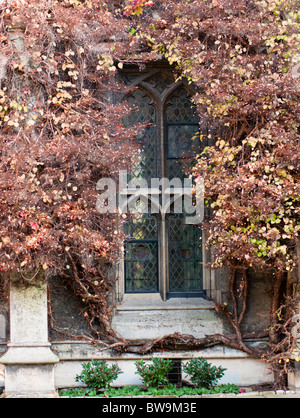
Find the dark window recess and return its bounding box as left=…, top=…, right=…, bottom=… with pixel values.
left=167, top=360, right=182, bottom=387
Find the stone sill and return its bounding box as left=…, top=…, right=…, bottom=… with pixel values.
left=116, top=294, right=215, bottom=311
left=51, top=341, right=254, bottom=361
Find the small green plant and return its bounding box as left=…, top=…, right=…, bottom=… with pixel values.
left=183, top=358, right=226, bottom=389
left=75, top=360, right=122, bottom=390
left=135, top=357, right=174, bottom=388
left=59, top=383, right=240, bottom=398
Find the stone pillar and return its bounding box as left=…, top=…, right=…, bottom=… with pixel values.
left=0, top=274, right=59, bottom=398
left=288, top=240, right=300, bottom=392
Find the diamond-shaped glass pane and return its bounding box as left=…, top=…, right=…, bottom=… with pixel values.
left=167, top=124, right=200, bottom=159
left=168, top=214, right=203, bottom=293
left=144, top=73, right=173, bottom=95
left=124, top=212, right=158, bottom=241
left=125, top=241, right=158, bottom=293
left=123, top=89, right=157, bottom=182
left=166, top=88, right=198, bottom=123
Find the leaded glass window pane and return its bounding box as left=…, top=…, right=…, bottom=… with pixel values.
left=123, top=88, right=157, bottom=182
left=168, top=214, right=203, bottom=294
left=166, top=87, right=200, bottom=180
left=144, top=73, right=174, bottom=96
left=167, top=124, right=200, bottom=159
left=124, top=212, right=158, bottom=241
left=125, top=241, right=158, bottom=293
left=121, top=72, right=204, bottom=297
left=166, top=87, right=198, bottom=123
left=166, top=87, right=204, bottom=295
left=124, top=211, right=159, bottom=293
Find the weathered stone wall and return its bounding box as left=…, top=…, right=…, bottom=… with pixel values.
left=0, top=300, right=8, bottom=388
left=46, top=271, right=275, bottom=389
left=52, top=343, right=274, bottom=389
left=48, top=276, right=92, bottom=341
left=214, top=267, right=272, bottom=334
left=0, top=295, right=9, bottom=343
left=0, top=288, right=8, bottom=389
left=48, top=268, right=272, bottom=340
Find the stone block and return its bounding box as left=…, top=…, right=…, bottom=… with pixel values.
left=0, top=315, right=5, bottom=340
left=112, top=308, right=223, bottom=340
left=288, top=362, right=300, bottom=392
left=4, top=364, right=58, bottom=398
left=52, top=344, right=274, bottom=389
left=0, top=277, right=59, bottom=398
left=112, top=296, right=223, bottom=340
left=0, top=363, right=4, bottom=388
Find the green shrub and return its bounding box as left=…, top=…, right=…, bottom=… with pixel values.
left=75, top=360, right=122, bottom=390
left=135, top=357, right=174, bottom=388
left=183, top=358, right=226, bottom=389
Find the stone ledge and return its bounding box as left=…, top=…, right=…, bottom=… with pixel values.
left=116, top=294, right=215, bottom=311
left=112, top=309, right=223, bottom=340
left=51, top=341, right=265, bottom=361
left=0, top=344, right=59, bottom=365
left=2, top=390, right=59, bottom=398
left=112, top=295, right=221, bottom=340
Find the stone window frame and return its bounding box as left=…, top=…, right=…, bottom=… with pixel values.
left=113, top=65, right=217, bottom=303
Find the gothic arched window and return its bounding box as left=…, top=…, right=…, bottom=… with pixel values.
left=120, top=69, right=206, bottom=300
